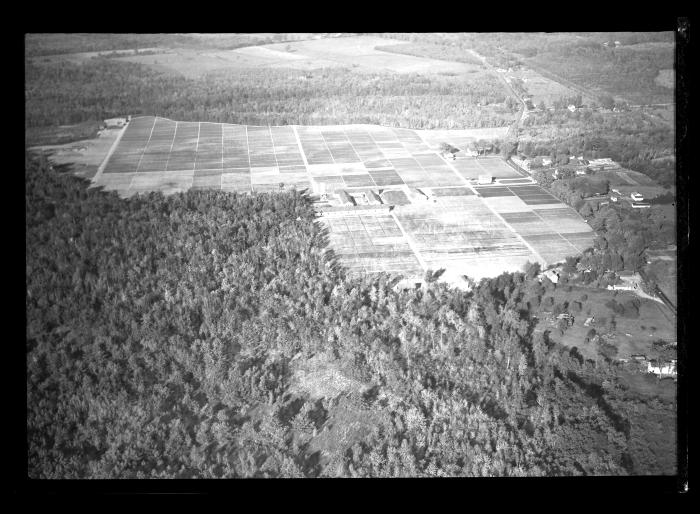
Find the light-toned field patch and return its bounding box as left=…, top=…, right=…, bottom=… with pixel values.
left=654, top=68, right=674, bottom=89
left=29, top=127, right=121, bottom=169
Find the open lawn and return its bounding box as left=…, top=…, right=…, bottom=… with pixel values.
left=535, top=286, right=676, bottom=363
left=55, top=36, right=487, bottom=79
left=29, top=125, right=123, bottom=180
left=509, top=66, right=589, bottom=107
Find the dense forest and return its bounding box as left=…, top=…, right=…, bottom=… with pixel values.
left=26, top=155, right=676, bottom=477
left=25, top=59, right=515, bottom=131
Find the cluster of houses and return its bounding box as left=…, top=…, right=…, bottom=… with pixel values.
left=511, top=155, right=622, bottom=177
left=608, top=189, right=650, bottom=208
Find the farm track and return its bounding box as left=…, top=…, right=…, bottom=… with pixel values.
left=467, top=49, right=525, bottom=139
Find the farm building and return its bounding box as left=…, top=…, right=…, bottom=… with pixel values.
left=587, top=158, right=618, bottom=171
left=540, top=269, right=559, bottom=284
left=632, top=202, right=651, bottom=209
left=338, top=190, right=356, bottom=206
left=463, top=146, right=479, bottom=157
left=477, top=173, right=493, bottom=185
left=567, top=104, right=577, bottom=112
left=647, top=359, right=676, bottom=377
left=630, top=192, right=644, bottom=201
left=365, top=190, right=383, bottom=205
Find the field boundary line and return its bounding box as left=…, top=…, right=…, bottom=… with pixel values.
left=291, top=125, right=316, bottom=192
left=340, top=128, right=363, bottom=164
left=220, top=123, right=224, bottom=173
left=478, top=196, right=548, bottom=267
left=268, top=125, right=281, bottom=170
left=193, top=122, right=202, bottom=172
left=128, top=116, right=157, bottom=194
left=164, top=121, right=178, bottom=172
left=555, top=231, right=584, bottom=257
left=245, top=125, right=252, bottom=192
left=319, top=129, right=337, bottom=167
left=91, top=121, right=128, bottom=185
left=390, top=211, right=428, bottom=273
left=438, top=153, right=478, bottom=193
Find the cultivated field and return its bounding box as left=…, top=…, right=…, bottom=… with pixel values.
left=95, top=116, right=594, bottom=283
left=50, top=36, right=485, bottom=78
left=508, top=66, right=590, bottom=106
left=536, top=286, right=676, bottom=362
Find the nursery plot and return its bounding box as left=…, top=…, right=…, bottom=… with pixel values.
left=343, top=174, right=376, bottom=188
left=430, top=187, right=475, bottom=197
left=369, top=169, right=405, bottom=187
left=320, top=212, right=423, bottom=276
left=481, top=195, right=531, bottom=214
left=98, top=117, right=592, bottom=277
left=221, top=171, right=251, bottom=192
left=474, top=186, right=516, bottom=197
left=394, top=199, right=538, bottom=280
left=533, top=207, right=592, bottom=234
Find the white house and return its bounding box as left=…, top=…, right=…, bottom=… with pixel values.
left=630, top=192, right=644, bottom=201
left=587, top=158, right=618, bottom=171
left=647, top=359, right=676, bottom=377
left=567, top=104, right=577, bottom=112
left=463, top=147, right=479, bottom=157
left=477, top=173, right=493, bottom=185
left=540, top=269, right=559, bottom=284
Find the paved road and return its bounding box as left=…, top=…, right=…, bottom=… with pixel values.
left=468, top=49, right=526, bottom=138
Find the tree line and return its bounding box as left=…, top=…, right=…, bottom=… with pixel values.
left=25, top=58, right=516, bottom=131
